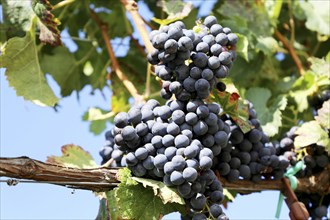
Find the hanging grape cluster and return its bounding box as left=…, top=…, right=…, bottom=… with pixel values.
left=99, top=16, right=296, bottom=220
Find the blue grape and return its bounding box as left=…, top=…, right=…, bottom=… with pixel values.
left=178, top=36, right=193, bottom=51
left=192, top=52, right=208, bottom=68
left=164, top=39, right=178, bottom=53
left=175, top=134, right=190, bottom=148
left=135, top=147, right=148, bottom=160
left=201, top=68, right=214, bottom=80
left=114, top=112, right=128, bottom=128
left=171, top=155, right=186, bottom=171
left=164, top=146, right=177, bottom=160
left=143, top=156, right=155, bottom=170
left=204, top=15, right=218, bottom=28
left=183, top=167, right=198, bottom=182
left=170, top=171, right=185, bottom=185
left=199, top=156, right=213, bottom=170
left=154, top=154, right=168, bottom=169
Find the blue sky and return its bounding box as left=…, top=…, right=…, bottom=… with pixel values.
left=1, top=1, right=291, bottom=219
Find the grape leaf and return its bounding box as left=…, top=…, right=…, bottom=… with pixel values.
left=256, top=36, right=279, bottom=55
left=82, top=108, right=114, bottom=135
left=108, top=183, right=185, bottom=220
left=289, top=72, right=318, bottom=112
left=294, top=121, right=330, bottom=151
left=210, top=91, right=252, bottom=133
left=158, top=0, right=193, bottom=20
left=308, top=56, right=330, bottom=77
left=132, top=177, right=185, bottom=205
left=0, top=18, right=59, bottom=107
left=39, top=45, right=102, bottom=97
left=32, top=0, right=61, bottom=46
left=236, top=33, right=249, bottom=61
left=106, top=168, right=186, bottom=220
left=300, top=1, right=330, bottom=36
left=245, top=87, right=287, bottom=137
left=47, top=144, right=98, bottom=168
left=315, top=100, right=330, bottom=130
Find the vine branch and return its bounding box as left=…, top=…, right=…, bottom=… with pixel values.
left=1, top=157, right=329, bottom=196
left=275, top=30, right=305, bottom=76
left=120, top=0, right=154, bottom=53
left=89, top=9, right=143, bottom=102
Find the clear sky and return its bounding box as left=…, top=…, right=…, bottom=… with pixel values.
left=0, top=1, right=291, bottom=219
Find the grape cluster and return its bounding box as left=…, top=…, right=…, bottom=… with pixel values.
left=213, top=102, right=289, bottom=182
left=112, top=98, right=230, bottom=219
left=99, top=130, right=125, bottom=167
left=274, top=125, right=329, bottom=178
left=147, top=16, right=238, bottom=101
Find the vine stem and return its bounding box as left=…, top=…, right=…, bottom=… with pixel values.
left=1, top=157, right=329, bottom=195
left=53, top=0, right=75, bottom=10
left=89, top=9, right=143, bottom=102
left=120, top=0, right=154, bottom=53
left=275, top=30, right=305, bottom=76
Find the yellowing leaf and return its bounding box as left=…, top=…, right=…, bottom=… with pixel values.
left=132, top=177, right=185, bottom=205
left=294, top=121, right=330, bottom=149
left=315, top=100, right=330, bottom=130
left=47, top=144, right=98, bottom=168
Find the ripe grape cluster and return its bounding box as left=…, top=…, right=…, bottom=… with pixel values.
left=112, top=98, right=229, bottom=219
left=99, top=16, right=330, bottom=220
left=147, top=16, right=238, bottom=101
left=214, top=102, right=289, bottom=182
left=274, top=113, right=330, bottom=218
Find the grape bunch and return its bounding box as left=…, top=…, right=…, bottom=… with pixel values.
left=214, top=101, right=289, bottom=182
left=112, top=98, right=230, bottom=219
left=274, top=125, right=329, bottom=179
left=147, top=16, right=238, bottom=101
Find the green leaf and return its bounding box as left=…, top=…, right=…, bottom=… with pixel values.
left=0, top=18, right=59, bottom=107
left=300, top=1, right=330, bottom=36
left=117, top=167, right=138, bottom=186
left=107, top=183, right=185, bottom=220
left=159, top=0, right=193, bottom=20
left=265, top=0, right=283, bottom=23
left=210, top=91, right=252, bottom=133
left=46, top=144, right=98, bottom=168
left=308, top=56, right=330, bottom=77
left=256, top=36, right=279, bottom=55
left=315, top=100, right=330, bottom=130
left=236, top=33, right=249, bottom=61
left=39, top=45, right=100, bottom=97
left=107, top=168, right=186, bottom=220
left=289, top=72, right=318, bottom=112
left=245, top=87, right=287, bottom=137
left=82, top=108, right=114, bottom=135
left=132, top=177, right=185, bottom=205
left=223, top=188, right=235, bottom=202
left=294, top=121, right=330, bottom=150
left=32, top=0, right=61, bottom=46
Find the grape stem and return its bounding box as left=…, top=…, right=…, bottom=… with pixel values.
left=274, top=30, right=305, bottom=76
left=89, top=9, right=144, bottom=102
left=120, top=0, right=154, bottom=53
